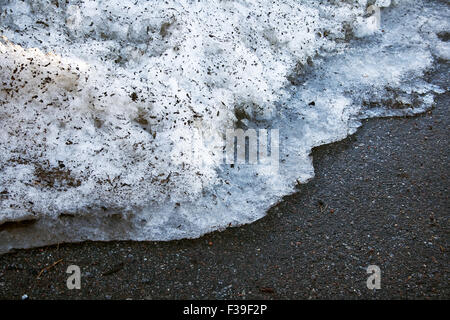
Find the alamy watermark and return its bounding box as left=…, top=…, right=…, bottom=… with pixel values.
left=366, top=265, right=381, bottom=290
left=366, top=0, right=393, bottom=30
left=366, top=5, right=382, bottom=30
left=66, top=265, right=81, bottom=290
left=224, top=128, right=279, bottom=170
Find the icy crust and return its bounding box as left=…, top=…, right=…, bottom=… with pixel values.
left=0, top=0, right=448, bottom=252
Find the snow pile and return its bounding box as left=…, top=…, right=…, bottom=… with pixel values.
left=0, top=0, right=447, bottom=252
